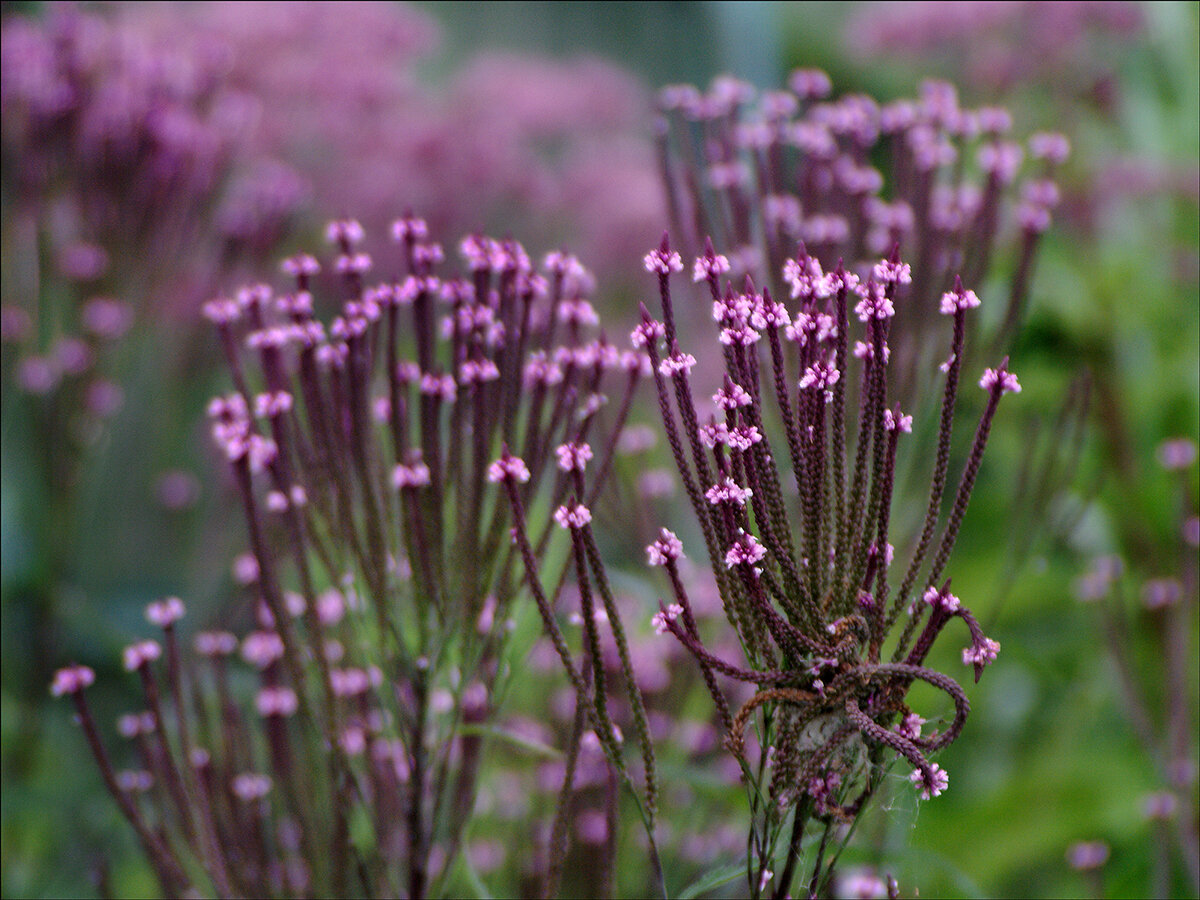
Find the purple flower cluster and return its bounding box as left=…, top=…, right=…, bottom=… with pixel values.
left=52, top=215, right=647, bottom=897
left=844, top=1, right=1144, bottom=101
left=1, top=5, right=305, bottom=301
left=656, top=72, right=1067, bottom=381
left=125, top=1, right=663, bottom=284
left=634, top=233, right=1014, bottom=897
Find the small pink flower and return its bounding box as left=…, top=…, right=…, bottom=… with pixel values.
left=1142, top=578, right=1182, bottom=610
left=658, top=351, right=698, bottom=377
left=555, top=442, right=594, bottom=473
left=727, top=425, right=764, bottom=451
left=719, top=323, right=760, bottom=346
left=553, top=504, right=592, bottom=530
left=317, top=589, right=346, bottom=626
left=194, top=632, right=237, bottom=657
left=1157, top=438, right=1197, bottom=471
left=82, top=298, right=133, bottom=339
left=724, top=532, right=767, bottom=569
left=705, top=477, right=753, bottom=507
left=909, top=763, right=949, bottom=799
left=962, top=637, right=1001, bottom=668
left=757, top=869, right=774, bottom=894
left=895, top=713, right=925, bottom=740
left=977, top=141, right=1023, bottom=183
left=783, top=255, right=830, bottom=301
left=246, top=435, right=278, bottom=473
left=256, top=686, right=299, bottom=718
left=713, top=383, right=752, bottom=410
left=1029, top=132, right=1070, bottom=164
left=17, top=357, right=58, bottom=395
left=242, top=632, right=285, bottom=669
left=326, top=219, right=365, bottom=246
left=1067, top=841, right=1109, bottom=871
left=281, top=254, right=321, bottom=278
left=883, top=408, right=913, bottom=432
left=392, top=462, right=432, bottom=490
left=524, top=354, right=564, bottom=387
left=146, top=596, right=185, bottom=628
left=630, top=318, right=665, bottom=349
left=232, top=773, right=272, bottom=802
left=1141, top=791, right=1178, bottom=821
left=789, top=68, right=832, bottom=99
left=699, top=421, right=730, bottom=448
left=785, top=311, right=836, bottom=345
left=117, top=712, right=156, bottom=738
left=331, top=668, right=371, bottom=697
left=50, top=664, right=95, bottom=697
left=233, top=552, right=260, bottom=585
left=643, top=247, right=683, bottom=275
left=116, top=770, right=154, bottom=793
left=923, top=586, right=961, bottom=613
left=651, top=603, right=684, bottom=635
left=837, top=870, right=887, bottom=900
left=646, top=529, right=684, bottom=566
left=799, top=361, right=840, bottom=397
left=872, top=258, right=912, bottom=285
left=459, top=358, right=500, bottom=384
left=419, top=373, right=457, bottom=402
left=979, top=367, right=1021, bottom=394
left=853, top=282, right=895, bottom=322
left=236, top=284, right=273, bottom=312
left=391, top=216, right=429, bottom=243
left=939, top=286, right=981, bottom=315
left=254, top=391, right=294, bottom=418
left=487, top=453, right=531, bottom=484
left=123, top=640, right=162, bottom=672
left=692, top=251, right=731, bottom=283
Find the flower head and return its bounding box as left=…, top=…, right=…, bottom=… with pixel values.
left=980, top=366, right=1021, bottom=394
left=651, top=603, right=684, bottom=635
left=146, top=597, right=186, bottom=628
left=123, top=640, right=162, bottom=672
left=553, top=504, right=593, bottom=530
left=50, top=665, right=95, bottom=697
left=646, top=529, right=684, bottom=566
left=487, top=453, right=531, bottom=484
left=909, top=763, right=949, bottom=799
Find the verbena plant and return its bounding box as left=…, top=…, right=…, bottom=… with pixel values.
left=51, top=68, right=1068, bottom=900
left=53, top=217, right=651, bottom=897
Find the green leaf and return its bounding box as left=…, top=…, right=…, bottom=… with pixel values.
left=677, top=860, right=746, bottom=900
left=455, top=723, right=562, bottom=759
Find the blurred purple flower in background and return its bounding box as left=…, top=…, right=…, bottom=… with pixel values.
left=126, top=1, right=664, bottom=288
left=845, top=1, right=1144, bottom=104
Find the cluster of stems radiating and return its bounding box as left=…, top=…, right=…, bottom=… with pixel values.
left=52, top=216, right=645, bottom=898
left=637, top=233, right=1015, bottom=898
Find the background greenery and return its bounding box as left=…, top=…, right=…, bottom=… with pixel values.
left=2, top=2, right=1197, bottom=897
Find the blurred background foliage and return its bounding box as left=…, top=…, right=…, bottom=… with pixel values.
left=1, top=2, right=1197, bottom=898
